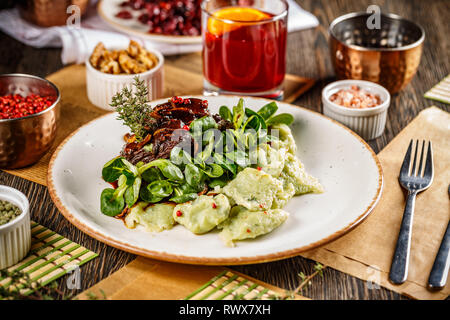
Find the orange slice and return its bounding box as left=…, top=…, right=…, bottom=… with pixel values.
left=207, top=7, right=272, bottom=36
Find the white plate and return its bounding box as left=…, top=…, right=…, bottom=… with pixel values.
left=98, top=0, right=202, bottom=45
left=48, top=96, right=383, bottom=265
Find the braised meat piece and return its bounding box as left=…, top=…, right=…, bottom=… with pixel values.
left=121, top=97, right=210, bottom=165
left=150, top=98, right=209, bottom=124
left=152, top=128, right=194, bottom=160
left=212, top=114, right=234, bottom=131
left=121, top=133, right=155, bottom=164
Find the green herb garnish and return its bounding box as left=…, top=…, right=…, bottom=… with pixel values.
left=110, top=77, right=155, bottom=141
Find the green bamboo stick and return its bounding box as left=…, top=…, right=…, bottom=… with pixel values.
left=199, top=274, right=238, bottom=300
left=31, top=227, right=49, bottom=237
left=234, top=282, right=259, bottom=300
left=184, top=270, right=228, bottom=300
left=216, top=279, right=248, bottom=300
left=254, top=288, right=269, bottom=300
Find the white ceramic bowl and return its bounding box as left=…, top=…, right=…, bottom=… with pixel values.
left=322, top=80, right=391, bottom=140
left=0, top=185, right=31, bottom=269
left=86, top=47, right=164, bottom=111
left=47, top=96, right=383, bottom=264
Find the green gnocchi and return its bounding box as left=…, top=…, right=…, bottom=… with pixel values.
left=173, top=194, right=231, bottom=234
left=125, top=202, right=176, bottom=232
left=219, top=206, right=289, bottom=247
left=222, top=168, right=283, bottom=211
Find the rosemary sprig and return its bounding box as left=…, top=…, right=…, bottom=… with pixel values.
left=110, top=76, right=155, bottom=141
left=294, top=262, right=326, bottom=294
left=313, top=262, right=325, bottom=277
left=85, top=289, right=107, bottom=300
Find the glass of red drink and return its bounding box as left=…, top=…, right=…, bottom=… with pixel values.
left=202, top=0, right=288, bottom=100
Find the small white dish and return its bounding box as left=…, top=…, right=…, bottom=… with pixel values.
left=48, top=96, right=383, bottom=265
left=322, top=80, right=391, bottom=140
left=0, top=185, right=31, bottom=269
left=86, top=46, right=164, bottom=111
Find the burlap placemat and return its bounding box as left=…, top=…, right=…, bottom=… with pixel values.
left=301, top=107, right=450, bottom=300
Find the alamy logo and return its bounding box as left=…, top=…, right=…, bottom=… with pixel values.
left=66, top=5, right=81, bottom=29
left=66, top=265, right=81, bottom=290
left=366, top=265, right=381, bottom=290
left=366, top=5, right=381, bottom=30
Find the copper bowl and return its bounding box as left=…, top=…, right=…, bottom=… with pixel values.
left=329, top=12, right=425, bottom=94
left=0, top=74, right=60, bottom=169
left=18, top=0, right=90, bottom=27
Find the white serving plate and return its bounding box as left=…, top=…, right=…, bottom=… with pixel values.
left=48, top=96, right=383, bottom=265
left=98, top=0, right=202, bottom=45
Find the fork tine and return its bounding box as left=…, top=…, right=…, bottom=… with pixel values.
left=410, top=140, right=419, bottom=176
left=424, top=141, right=434, bottom=179
left=416, top=140, right=426, bottom=176
left=400, top=140, right=413, bottom=176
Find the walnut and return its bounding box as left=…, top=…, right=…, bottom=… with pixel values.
left=89, top=40, right=159, bottom=75
left=90, top=42, right=106, bottom=68
left=127, top=40, right=142, bottom=57
left=119, top=51, right=145, bottom=74
left=137, top=52, right=158, bottom=69
left=99, top=59, right=121, bottom=74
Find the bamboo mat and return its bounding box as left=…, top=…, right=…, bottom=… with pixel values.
left=76, top=258, right=307, bottom=300
left=4, top=60, right=314, bottom=186
left=424, top=74, right=450, bottom=104
left=1, top=221, right=98, bottom=296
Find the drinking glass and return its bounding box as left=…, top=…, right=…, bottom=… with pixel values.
left=202, top=0, right=288, bottom=99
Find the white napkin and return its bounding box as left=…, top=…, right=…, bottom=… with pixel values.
left=0, top=1, right=318, bottom=65
left=287, top=0, right=319, bottom=32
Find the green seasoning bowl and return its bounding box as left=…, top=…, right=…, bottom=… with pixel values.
left=0, top=185, right=31, bottom=269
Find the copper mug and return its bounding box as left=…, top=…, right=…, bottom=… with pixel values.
left=329, top=12, right=425, bottom=94
left=18, top=0, right=90, bottom=27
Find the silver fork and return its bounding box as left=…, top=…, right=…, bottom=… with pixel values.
left=389, top=140, right=434, bottom=285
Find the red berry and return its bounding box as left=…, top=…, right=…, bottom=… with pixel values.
left=0, top=93, right=54, bottom=120
left=212, top=203, right=217, bottom=209
left=176, top=210, right=182, bottom=217
left=116, top=10, right=132, bottom=19
left=119, top=0, right=201, bottom=36
left=138, top=13, right=149, bottom=24
left=171, top=96, right=181, bottom=104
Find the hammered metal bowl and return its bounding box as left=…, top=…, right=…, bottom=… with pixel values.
left=329, top=12, right=425, bottom=94
left=0, top=74, right=60, bottom=169
left=18, top=0, right=90, bottom=27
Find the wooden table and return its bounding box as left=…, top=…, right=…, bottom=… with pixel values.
left=0, top=0, right=448, bottom=300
